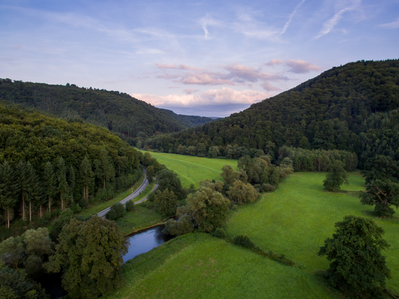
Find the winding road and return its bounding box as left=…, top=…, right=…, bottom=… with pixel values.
left=97, top=169, right=158, bottom=218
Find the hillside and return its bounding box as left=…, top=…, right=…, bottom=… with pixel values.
left=143, top=60, right=399, bottom=168
left=0, top=104, right=142, bottom=227
left=0, top=79, right=212, bottom=143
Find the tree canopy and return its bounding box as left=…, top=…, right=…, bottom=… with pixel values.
left=318, top=216, right=391, bottom=296
left=44, top=216, right=127, bottom=299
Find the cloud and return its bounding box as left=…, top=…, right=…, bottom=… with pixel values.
left=316, top=0, right=362, bottom=38
left=132, top=87, right=269, bottom=107
left=280, top=0, right=306, bottom=35
left=184, top=88, right=199, bottom=94
left=156, top=63, right=202, bottom=71
left=199, top=14, right=221, bottom=39
left=224, top=63, right=288, bottom=82
left=285, top=59, right=321, bottom=73
left=261, top=82, right=280, bottom=91
left=380, top=17, right=399, bottom=29
left=180, top=73, right=235, bottom=85
left=266, top=59, right=283, bottom=66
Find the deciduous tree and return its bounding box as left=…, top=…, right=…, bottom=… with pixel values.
left=323, top=161, right=349, bottom=192
left=361, top=179, right=399, bottom=217
left=44, top=216, right=127, bottom=299
left=318, top=216, right=390, bottom=296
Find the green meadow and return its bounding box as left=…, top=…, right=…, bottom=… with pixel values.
left=226, top=172, right=399, bottom=293
left=103, top=168, right=399, bottom=298
left=141, top=151, right=237, bottom=188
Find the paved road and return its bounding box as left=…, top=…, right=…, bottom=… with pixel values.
left=97, top=169, right=153, bottom=218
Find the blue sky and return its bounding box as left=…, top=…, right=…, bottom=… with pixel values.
left=1, top=0, right=398, bottom=117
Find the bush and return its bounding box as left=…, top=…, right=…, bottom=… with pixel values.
left=232, top=235, right=256, bottom=249
left=105, top=203, right=126, bottom=221
left=126, top=200, right=135, bottom=212
left=262, top=183, right=275, bottom=192
left=212, top=228, right=227, bottom=239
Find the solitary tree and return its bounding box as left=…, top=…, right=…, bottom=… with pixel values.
left=318, top=216, right=390, bottom=296
left=361, top=179, right=399, bottom=217
left=181, top=186, right=230, bottom=232
left=44, top=216, right=127, bottom=299
left=323, top=161, right=349, bottom=192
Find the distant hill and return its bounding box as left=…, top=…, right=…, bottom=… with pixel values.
left=159, top=109, right=217, bottom=128
left=0, top=79, right=212, bottom=143
left=143, top=59, right=399, bottom=168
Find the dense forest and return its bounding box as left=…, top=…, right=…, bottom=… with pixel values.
left=0, top=79, right=213, bottom=144
left=0, top=104, right=142, bottom=227
left=142, top=60, right=399, bottom=169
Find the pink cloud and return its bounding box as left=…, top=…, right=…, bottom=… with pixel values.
left=180, top=73, right=235, bottom=85
left=285, top=59, right=321, bottom=73
left=266, top=58, right=283, bottom=66
left=261, top=82, right=280, bottom=91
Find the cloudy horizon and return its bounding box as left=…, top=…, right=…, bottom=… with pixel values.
left=1, top=0, right=398, bottom=117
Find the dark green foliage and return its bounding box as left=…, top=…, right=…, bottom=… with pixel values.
left=232, top=235, right=256, bottom=249
left=323, top=161, right=349, bottom=192
left=125, top=200, right=135, bottom=212
left=0, top=236, right=24, bottom=269
left=0, top=161, right=17, bottom=228
left=156, top=169, right=186, bottom=200
left=362, top=155, right=399, bottom=184
left=318, top=216, right=391, bottom=296
left=143, top=60, right=399, bottom=170
left=154, top=188, right=177, bottom=218
left=179, top=185, right=230, bottom=233
left=0, top=105, right=141, bottom=226
left=0, top=79, right=196, bottom=141
left=105, top=203, right=126, bottom=221
left=227, top=181, right=259, bottom=204
left=163, top=216, right=194, bottom=236
left=360, top=179, right=399, bottom=217
left=0, top=267, right=48, bottom=299
left=49, top=208, right=74, bottom=242
left=44, top=216, right=127, bottom=299
left=212, top=227, right=227, bottom=239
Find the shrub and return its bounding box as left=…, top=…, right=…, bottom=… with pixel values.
left=126, top=200, right=135, bottom=212
left=105, top=203, right=126, bottom=221
left=212, top=228, right=227, bottom=239
left=262, top=184, right=275, bottom=192
left=79, top=197, right=88, bottom=209
left=232, top=235, right=256, bottom=249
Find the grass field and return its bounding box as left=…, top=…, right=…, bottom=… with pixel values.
left=225, top=172, right=399, bottom=293
left=102, top=169, right=399, bottom=298
left=141, top=151, right=237, bottom=188
left=103, top=233, right=339, bottom=299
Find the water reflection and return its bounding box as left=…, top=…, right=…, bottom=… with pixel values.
left=123, top=225, right=174, bottom=263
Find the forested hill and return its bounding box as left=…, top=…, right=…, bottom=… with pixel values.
left=0, top=104, right=142, bottom=227
left=0, top=79, right=212, bottom=142
left=143, top=59, right=399, bottom=168
left=159, top=109, right=216, bottom=128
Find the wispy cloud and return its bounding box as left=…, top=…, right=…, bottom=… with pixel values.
left=280, top=0, right=306, bottom=35
left=380, top=17, right=399, bottom=29
left=156, top=63, right=202, bottom=71
left=316, top=0, right=362, bottom=38
left=199, top=14, right=221, bottom=39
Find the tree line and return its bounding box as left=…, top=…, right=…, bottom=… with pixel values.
left=141, top=60, right=399, bottom=170
left=0, top=105, right=142, bottom=228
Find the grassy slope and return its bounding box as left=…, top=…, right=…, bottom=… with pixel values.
left=142, top=151, right=237, bottom=188
left=226, top=172, right=399, bottom=293
left=103, top=233, right=338, bottom=299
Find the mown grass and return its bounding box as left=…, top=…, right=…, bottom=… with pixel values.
left=226, top=172, right=399, bottom=294
left=79, top=174, right=145, bottom=218
left=141, top=151, right=237, bottom=188
left=103, top=233, right=339, bottom=299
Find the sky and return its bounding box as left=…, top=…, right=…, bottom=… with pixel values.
left=1, top=0, right=398, bottom=117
